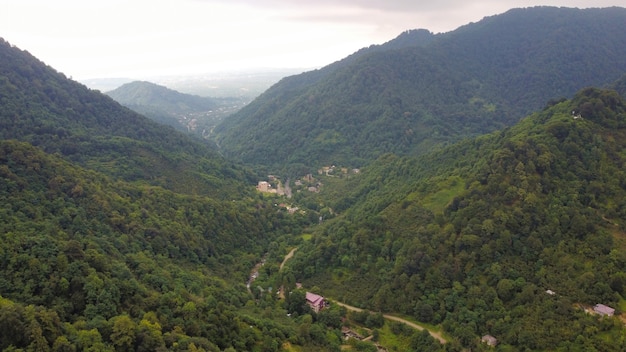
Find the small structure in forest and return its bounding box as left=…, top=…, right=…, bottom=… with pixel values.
left=481, top=334, right=498, bottom=347
left=593, top=304, right=615, bottom=317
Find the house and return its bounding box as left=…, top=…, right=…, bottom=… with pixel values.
left=545, top=289, right=556, bottom=295
left=257, top=181, right=270, bottom=192
left=305, top=292, right=326, bottom=313
left=481, top=335, right=498, bottom=347
left=594, top=304, right=615, bottom=317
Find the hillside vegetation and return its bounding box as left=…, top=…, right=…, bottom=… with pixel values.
left=107, top=81, right=244, bottom=138
left=0, top=38, right=253, bottom=199
left=214, top=7, right=626, bottom=172
left=0, top=38, right=336, bottom=352
left=0, top=138, right=322, bottom=351
left=286, top=88, right=626, bottom=350
left=3, top=6, right=626, bottom=352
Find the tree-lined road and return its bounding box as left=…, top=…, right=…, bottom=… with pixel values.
left=333, top=301, right=447, bottom=344
left=278, top=247, right=448, bottom=344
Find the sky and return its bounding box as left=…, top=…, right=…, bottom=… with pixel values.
left=1, top=0, right=625, bottom=80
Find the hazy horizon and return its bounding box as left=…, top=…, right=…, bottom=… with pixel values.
left=2, top=0, right=625, bottom=80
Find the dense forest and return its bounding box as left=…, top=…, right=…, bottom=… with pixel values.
left=0, top=38, right=348, bottom=352
left=3, top=5, right=626, bottom=352
left=0, top=38, right=254, bottom=199
left=214, top=7, right=626, bottom=172
left=287, top=87, right=626, bottom=350
left=0, top=137, right=337, bottom=351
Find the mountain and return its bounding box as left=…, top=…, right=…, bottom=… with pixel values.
left=0, top=38, right=331, bottom=351
left=214, top=6, right=626, bottom=172
left=106, top=81, right=243, bottom=137
left=0, top=38, right=254, bottom=198
left=0, top=139, right=316, bottom=351
left=285, top=87, right=626, bottom=350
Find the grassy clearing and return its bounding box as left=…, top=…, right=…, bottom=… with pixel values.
left=420, top=176, right=465, bottom=214
left=376, top=323, right=412, bottom=351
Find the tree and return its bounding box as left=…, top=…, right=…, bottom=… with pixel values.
left=136, top=312, right=165, bottom=351
left=285, top=289, right=309, bottom=316
left=110, top=315, right=136, bottom=352
left=52, top=336, right=76, bottom=352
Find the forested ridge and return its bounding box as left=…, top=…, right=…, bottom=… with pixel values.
left=0, top=139, right=323, bottom=351
left=0, top=38, right=344, bottom=351
left=106, top=81, right=219, bottom=113
left=287, top=87, right=626, bottom=350
left=214, top=6, right=626, bottom=172
left=106, top=81, right=243, bottom=137
left=0, top=38, right=254, bottom=199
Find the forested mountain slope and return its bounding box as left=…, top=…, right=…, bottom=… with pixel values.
left=0, top=38, right=253, bottom=198
left=287, top=88, right=626, bottom=350
left=0, top=39, right=336, bottom=351
left=107, top=81, right=243, bottom=137
left=0, top=139, right=315, bottom=351
left=107, top=81, right=219, bottom=113
left=214, top=6, right=626, bottom=171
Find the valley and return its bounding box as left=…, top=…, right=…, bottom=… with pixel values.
left=2, top=5, right=626, bottom=352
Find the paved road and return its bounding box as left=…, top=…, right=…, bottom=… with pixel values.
left=333, top=301, right=447, bottom=344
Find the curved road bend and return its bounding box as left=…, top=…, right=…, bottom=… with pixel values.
left=277, top=248, right=447, bottom=344
left=333, top=301, right=447, bottom=344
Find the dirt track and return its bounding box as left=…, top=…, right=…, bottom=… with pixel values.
left=279, top=247, right=297, bottom=271
left=333, top=301, right=447, bottom=344
left=278, top=247, right=447, bottom=344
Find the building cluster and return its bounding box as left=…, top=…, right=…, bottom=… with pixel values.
left=318, top=165, right=360, bottom=176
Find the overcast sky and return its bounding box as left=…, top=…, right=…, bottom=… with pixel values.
left=1, top=0, right=625, bottom=79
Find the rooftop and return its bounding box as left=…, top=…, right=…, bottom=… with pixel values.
left=306, top=292, right=324, bottom=304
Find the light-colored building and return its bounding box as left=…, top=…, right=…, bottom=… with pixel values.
left=594, top=304, right=615, bottom=317
left=481, top=335, right=498, bottom=347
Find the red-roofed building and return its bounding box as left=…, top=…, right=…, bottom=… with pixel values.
left=306, top=292, right=326, bottom=313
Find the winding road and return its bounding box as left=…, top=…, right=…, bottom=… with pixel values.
left=332, top=301, right=447, bottom=344
left=278, top=246, right=447, bottom=344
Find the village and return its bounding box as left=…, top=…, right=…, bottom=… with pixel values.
left=255, top=165, right=361, bottom=197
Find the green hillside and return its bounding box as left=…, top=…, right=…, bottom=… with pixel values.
left=0, top=39, right=342, bottom=352
left=3, top=6, right=626, bottom=351
left=285, top=88, right=626, bottom=350
left=106, top=81, right=244, bottom=137
left=0, top=38, right=253, bottom=198
left=0, top=139, right=319, bottom=351
left=214, top=7, right=626, bottom=172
